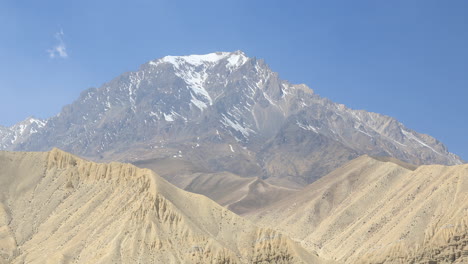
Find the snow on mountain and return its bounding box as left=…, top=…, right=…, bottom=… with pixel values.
left=157, top=52, right=230, bottom=66
left=0, top=117, right=47, bottom=149
left=148, top=51, right=249, bottom=111
left=2, top=51, right=463, bottom=187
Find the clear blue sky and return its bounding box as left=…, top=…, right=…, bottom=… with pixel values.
left=1, top=0, right=467, bottom=160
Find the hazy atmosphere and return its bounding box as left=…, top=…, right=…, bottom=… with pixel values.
left=1, top=0, right=467, bottom=161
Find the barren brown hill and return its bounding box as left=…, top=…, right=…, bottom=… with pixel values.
left=134, top=158, right=298, bottom=215
left=248, top=156, right=468, bottom=263
left=184, top=172, right=298, bottom=215
left=0, top=149, right=324, bottom=264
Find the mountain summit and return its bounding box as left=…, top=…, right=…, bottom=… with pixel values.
left=1, top=51, right=462, bottom=188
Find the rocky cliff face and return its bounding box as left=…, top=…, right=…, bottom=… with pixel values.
left=1, top=51, right=463, bottom=187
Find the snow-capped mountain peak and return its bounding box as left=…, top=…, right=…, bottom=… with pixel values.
left=1, top=51, right=463, bottom=188
left=0, top=117, right=47, bottom=149
left=149, top=51, right=249, bottom=69
left=11, top=117, right=47, bottom=135
left=160, top=52, right=230, bottom=67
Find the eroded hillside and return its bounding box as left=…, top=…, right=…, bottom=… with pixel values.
left=249, top=156, right=468, bottom=263
left=0, top=149, right=322, bottom=264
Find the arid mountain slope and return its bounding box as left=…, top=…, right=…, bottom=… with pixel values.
left=249, top=156, right=468, bottom=263
left=0, top=149, right=323, bottom=264
left=184, top=172, right=298, bottom=215
left=133, top=158, right=298, bottom=215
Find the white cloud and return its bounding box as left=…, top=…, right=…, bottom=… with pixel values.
left=47, top=29, right=68, bottom=59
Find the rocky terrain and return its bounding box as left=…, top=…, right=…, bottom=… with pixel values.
left=248, top=156, right=468, bottom=263
left=1, top=149, right=465, bottom=263
left=0, top=149, right=323, bottom=264
left=1, top=51, right=465, bottom=263
left=0, top=51, right=463, bottom=189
